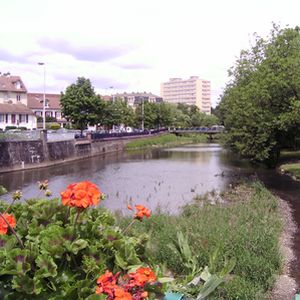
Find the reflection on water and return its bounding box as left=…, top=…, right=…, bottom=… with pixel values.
left=0, top=144, right=233, bottom=214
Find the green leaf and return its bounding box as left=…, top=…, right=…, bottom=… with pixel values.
left=12, top=274, right=43, bottom=295
left=35, top=254, right=58, bottom=278
left=115, top=252, right=127, bottom=269
left=70, top=239, right=88, bottom=255
left=0, top=249, right=31, bottom=276
left=158, top=277, right=175, bottom=283
left=196, top=275, right=224, bottom=300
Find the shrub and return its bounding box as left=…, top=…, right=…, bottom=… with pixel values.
left=4, top=126, right=17, bottom=131
left=49, top=123, right=61, bottom=130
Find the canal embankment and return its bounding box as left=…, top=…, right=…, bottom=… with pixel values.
left=0, top=131, right=159, bottom=174
left=0, top=132, right=212, bottom=174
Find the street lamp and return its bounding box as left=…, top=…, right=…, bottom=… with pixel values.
left=38, top=62, right=46, bottom=130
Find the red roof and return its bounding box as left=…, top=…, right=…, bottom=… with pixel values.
left=27, top=93, right=61, bottom=109
left=0, top=103, right=34, bottom=114
left=0, top=75, right=27, bottom=93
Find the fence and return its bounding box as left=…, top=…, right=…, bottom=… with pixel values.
left=90, top=128, right=167, bottom=140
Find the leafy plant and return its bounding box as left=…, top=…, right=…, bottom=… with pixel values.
left=0, top=181, right=153, bottom=299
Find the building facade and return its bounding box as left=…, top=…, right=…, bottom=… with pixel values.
left=112, top=92, right=163, bottom=108
left=27, top=93, right=67, bottom=128
left=160, top=76, right=211, bottom=114
left=0, top=74, right=36, bottom=130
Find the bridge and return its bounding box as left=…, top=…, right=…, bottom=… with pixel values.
left=169, top=127, right=224, bottom=140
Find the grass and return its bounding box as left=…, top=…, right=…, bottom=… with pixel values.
left=125, top=133, right=208, bottom=150
left=280, top=150, right=300, bottom=160
left=118, top=182, right=282, bottom=299
left=280, top=162, right=300, bottom=180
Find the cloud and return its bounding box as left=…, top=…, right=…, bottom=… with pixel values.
left=115, top=62, right=152, bottom=70
left=0, top=49, right=30, bottom=64
left=38, top=38, right=136, bottom=62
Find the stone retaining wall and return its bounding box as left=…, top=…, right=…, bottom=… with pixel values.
left=0, top=135, right=126, bottom=173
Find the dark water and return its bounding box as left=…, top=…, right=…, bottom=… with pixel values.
left=1, top=143, right=300, bottom=286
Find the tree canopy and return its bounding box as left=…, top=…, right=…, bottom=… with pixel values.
left=60, top=77, right=218, bottom=131
left=60, top=77, right=102, bottom=131
left=219, top=24, right=300, bottom=166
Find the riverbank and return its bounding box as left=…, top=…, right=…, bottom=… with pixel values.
left=280, top=162, right=300, bottom=181
left=125, top=133, right=209, bottom=150
left=119, top=181, right=285, bottom=299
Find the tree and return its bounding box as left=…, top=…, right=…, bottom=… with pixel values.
left=60, top=77, right=101, bottom=132
left=135, top=101, right=157, bottom=129
left=102, top=99, right=136, bottom=129
left=220, top=24, right=300, bottom=166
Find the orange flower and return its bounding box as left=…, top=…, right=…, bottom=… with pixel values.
left=114, top=287, right=132, bottom=300
left=0, top=213, right=16, bottom=235
left=134, top=205, right=151, bottom=220
left=129, top=267, right=156, bottom=287
left=127, top=204, right=133, bottom=211
left=61, top=181, right=101, bottom=208
left=96, top=270, right=119, bottom=298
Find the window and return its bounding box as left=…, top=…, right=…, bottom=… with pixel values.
left=5, top=114, right=8, bottom=123
left=19, top=114, right=26, bottom=123
left=0, top=114, right=3, bottom=122
left=16, top=94, right=21, bottom=101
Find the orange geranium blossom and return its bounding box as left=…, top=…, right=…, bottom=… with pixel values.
left=114, top=287, right=132, bottom=300
left=96, top=270, right=119, bottom=298
left=0, top=213, right=16, bottom=235
left=96, top=268, right=156, bottom=300
left=134, top=205, right=151, bottom=220
left=129, top=267, right=157, bottom=287
left=61, top=181, right=101, bottom=208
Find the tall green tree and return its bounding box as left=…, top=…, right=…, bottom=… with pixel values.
left=102, top=99, right=135, bottom=128
left=60, top=77, right=101, bottom=131
left=135, top=101, right=157, bottom=129
left=220, top=24, right=300, bottom=166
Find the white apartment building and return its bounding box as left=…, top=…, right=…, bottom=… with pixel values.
left=160, top=76, right=211, bottom=114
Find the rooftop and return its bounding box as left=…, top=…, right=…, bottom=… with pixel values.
left=0, top=75, right=27, bottom=93
left=0, top=103, right=34, bottom=114
left=27, top=93, right=61, bottom=109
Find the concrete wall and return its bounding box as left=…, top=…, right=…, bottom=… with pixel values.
left=0, top=138, right=126, bottom=173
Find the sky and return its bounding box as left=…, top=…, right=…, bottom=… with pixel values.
left=1, top=0, right=300, bottom=107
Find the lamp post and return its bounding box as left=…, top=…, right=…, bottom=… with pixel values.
left=38, top=62, right=46, bottom=130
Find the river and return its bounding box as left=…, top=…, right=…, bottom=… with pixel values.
left=1, top=143, right=300, bottom=284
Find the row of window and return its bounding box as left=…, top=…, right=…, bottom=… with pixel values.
left=0, top=114, right=29, bottom=123
left=34, top=111, right=61, bottom=118
left=1, top=92, right=22, bottom=101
